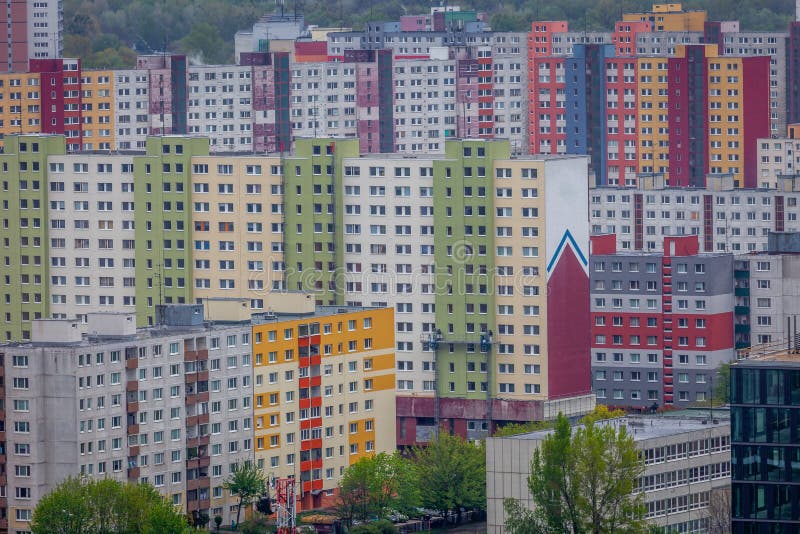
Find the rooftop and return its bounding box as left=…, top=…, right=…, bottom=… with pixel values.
left=504, top=413, right=729, bottom=443
left=734, top=342, right=800, bottom=366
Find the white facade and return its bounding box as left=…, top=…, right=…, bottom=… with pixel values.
left=589, top=176, right=800, bottom=254
left=46, top=155, right=137, bottom=322
left=27, top=0, right=63, bottom=60
left=1, top=314, right=253, bottom=530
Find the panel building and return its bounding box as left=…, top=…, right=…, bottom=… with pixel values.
left=590, top=234, right=734, bottom=408
left=0, top=307, right=253, bottom=530
left=0, top=300, right=396, bottom=530
left=252, top=303, right=395, bottom=510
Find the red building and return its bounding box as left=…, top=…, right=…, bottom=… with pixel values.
left=590, top=234, right=735, bottom=408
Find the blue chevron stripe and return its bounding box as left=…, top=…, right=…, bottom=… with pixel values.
left=547, top=229, right=588, bottom=273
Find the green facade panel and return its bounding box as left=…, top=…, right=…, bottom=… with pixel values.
left=433, top=139, right=509, bottom=400
left=135, top=136, right=209, bottom=327
left=283, top=138, right=360, bottom=305
left=0, top=135, right=65, bottom=341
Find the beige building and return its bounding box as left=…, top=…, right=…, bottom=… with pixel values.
left=189, top=155, right=286, bottom=311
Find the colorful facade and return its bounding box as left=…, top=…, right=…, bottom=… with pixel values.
left=0, top=134, right=65, bottom=342
left=134, top=136, right=210, bottom=327
left=252, top=306, right=395, bottom=510
left=590, top=234, right=735, bottom=408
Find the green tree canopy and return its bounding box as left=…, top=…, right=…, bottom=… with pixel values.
left=412, top=432, right=486, bottom=521
left=31, top=477, right=189, bottom=534
left=223, top=460, right=267, bottom=526
left=336, top=452, right=419, bottom=526
left=505, top=413, right=647, bottom=534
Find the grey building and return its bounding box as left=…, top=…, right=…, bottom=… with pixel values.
left=0, top=307, right=253, bottom=530
left=590, top=235, right=735, bottom=408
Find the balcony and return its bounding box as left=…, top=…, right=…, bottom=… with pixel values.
left=187, top=456, right=211, bottom=469
left=127, top=466, right=140, bottom=480
left=734, top=269, right=750, bottom=279
left=187, top=499, right=211, bottom=512
left=187, top=434, right=210, bottom=447
left=126, top=380, right=138, bottom=393
left=735, top=306, right=750, bottom=315
left=127, top=424, right=139, bottom=435
left=187, top=476, right=209, bottom=492
left=735, top=324, right=750, bottom=333
left=126, top=357, right=138, bottom=370
left=735, top=287, right=750, bottom=297
left=184, top=349, right=209, bottom=362
left=186, top=390, right=210, bottom=405
left=186, top=413, right=210, bottom=427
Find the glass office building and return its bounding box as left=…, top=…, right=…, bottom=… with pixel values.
left=730, top=356, right=800, bottom=533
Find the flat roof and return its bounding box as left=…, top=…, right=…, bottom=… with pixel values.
left=505, top=415, right=729, bottom=443
left=735, top=351, right=800, bottom=366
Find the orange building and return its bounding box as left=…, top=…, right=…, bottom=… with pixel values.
left=0, top=71, right=42, bottom=145
left=622, top=3, right=706, bottom=32
left=252, top=303, right=395, bottom=511
left=80, top=70, right=115, bottom=150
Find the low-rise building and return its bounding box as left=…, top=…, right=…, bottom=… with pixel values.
left=486, top=411, right=732, bottom=533
left=0, top=299, right=396, bottom=530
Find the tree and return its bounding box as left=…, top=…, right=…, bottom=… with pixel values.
left=581, top=405, right=626, bottom=424
left=714, top=362, right=732, bottom=405
left=413, top=433, right=486, bottom=522
left=336, top=452, right=419, bottom=526
left=179, top=22, right=230, bottom=64
left=223, top=460, right=267, bottom=527
left=706, top=487, right=732, bottom=534
left=31, top=477, right=189, bottom=534
left=504, top=414, right=647, bottom=534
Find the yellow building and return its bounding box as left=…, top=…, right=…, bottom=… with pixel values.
left=492, top=158, right=549, bottom=400
left=252, top=305, right=395, bottom=511
left=189, top=156, right=286, bottom=311
left=706, top=53, right=745, bottom=183
left=623, top=3, right=706, bottom=32
left=80, top=70, right=115, bottom=150
left=637, top=58, right=670, bottom=181
left=0, top=72, right=42, bottom=148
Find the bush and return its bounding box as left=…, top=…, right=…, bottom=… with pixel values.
left=350, top=519, right=398, bottom=534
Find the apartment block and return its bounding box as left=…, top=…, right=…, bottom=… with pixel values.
left=0, top=134, right=594, bottom=444
left=252, top=305, right=395, bottom=511
left=730, top=351, right=800, bottom=532
left=46, top=154, right=137, bottom=322
left=486, top=412, right=732, bottom=533
left=590, top=234, right=734, bottom=408
left=0, top=134, right=65, bottom=342
left=282, top=137, right=361, bottom=307
left=189, top=155, right=286, bottom=310
left=732, top=232, right=800, bottom=350
left=0, top=0, right=63, bottom=73
left=0, top=307, right=253, bottom=530
left=589, top=174, right=800, bottom=254
left=134, top=136, right=210, bottom=327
